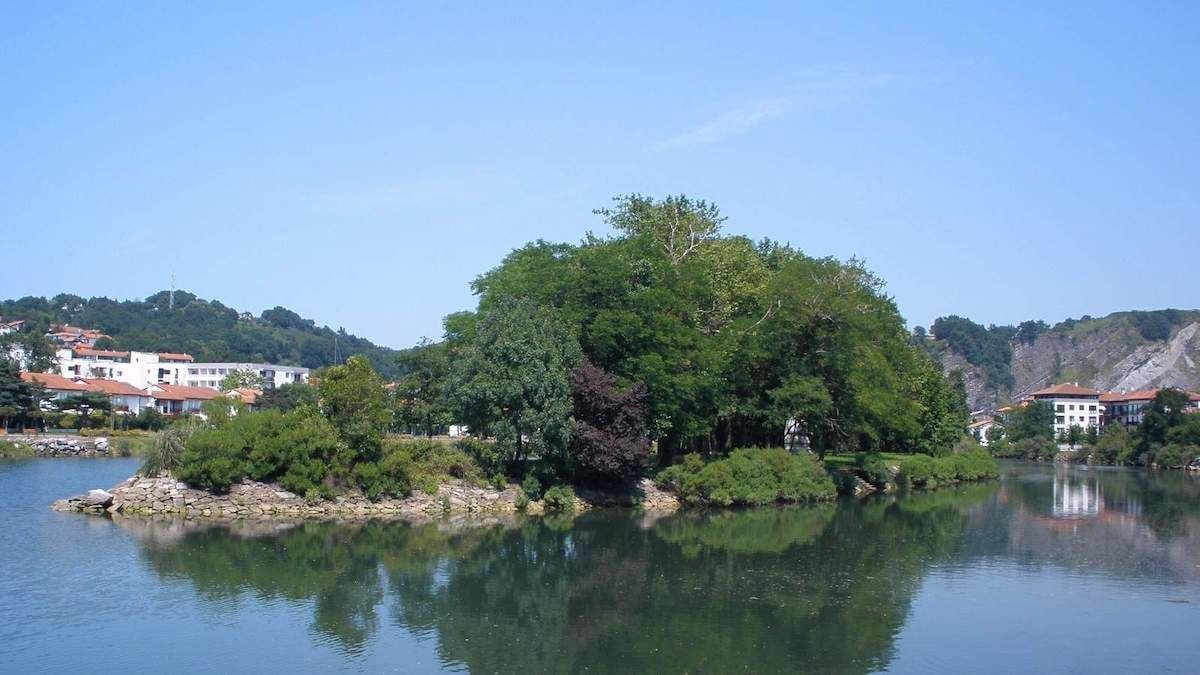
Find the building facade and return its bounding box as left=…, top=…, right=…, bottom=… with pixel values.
left=1028, top=383, right=1103, bottom=437
left=55, top=348, right=308, bottom=391
left=1102, top=389, right=1200, bottom=429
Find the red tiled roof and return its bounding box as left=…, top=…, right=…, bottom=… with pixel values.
left=74, top=347, right=130, bottom=359
left=151, top=384, right=220, bottom=401
left=20, top=372, right=91, bottom=392
left=81, top=379, right=150, bottom=397
left=157, top=352, right=194, bottom=362
left=1102, top=388, right=1200, bottom=403
left=226, top=387, right=262, bottom=405
left=1029, top=383, right=1100, bottom=397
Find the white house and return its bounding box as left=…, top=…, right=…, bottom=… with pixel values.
left=968, top=418, right=1002, bottom=446
left=1029, top=383, right=1103, bottom=437
left=80, top=379, right=155, bottom=415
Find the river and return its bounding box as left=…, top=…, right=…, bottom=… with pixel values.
left=1, top=458, right=1198, bottom=673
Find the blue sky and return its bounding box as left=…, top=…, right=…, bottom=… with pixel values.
left=2, top=3, right=1197, bottom=349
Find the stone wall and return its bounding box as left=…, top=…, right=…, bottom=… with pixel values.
left=53, top=474, right=680, bottom=520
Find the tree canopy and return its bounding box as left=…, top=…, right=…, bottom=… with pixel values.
left=447, top=194, right=968, bottom=462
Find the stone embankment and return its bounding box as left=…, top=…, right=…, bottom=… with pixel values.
left=53, top=474, right=680, bottom=520
left=16, top=436, right=111, bottom=457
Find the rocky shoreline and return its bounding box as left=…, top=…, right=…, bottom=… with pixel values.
left=52, top=473, right=681, bottom=520
left=6, top=435, right=113, bottom=457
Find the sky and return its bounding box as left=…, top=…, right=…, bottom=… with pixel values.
left=2, top=2, right=1197, bottom=349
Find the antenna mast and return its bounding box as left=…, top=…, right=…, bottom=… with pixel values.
left=169, top=273, right=176, bottom=310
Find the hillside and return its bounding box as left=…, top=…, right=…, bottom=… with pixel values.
left=0, top=291, right=403, bottom=379
left=928, top=310, right=1200, bottom=411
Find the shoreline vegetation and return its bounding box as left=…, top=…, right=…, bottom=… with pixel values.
left=43, top=194, right=1007, bottom=518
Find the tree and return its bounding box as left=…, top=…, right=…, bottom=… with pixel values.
left=1065, top=424, right=1084, bottom=449
left=219, top=370, right=264, bottom=391
left=1139, top=388, right=1191, bottom=452
left=392, top=339, right=453, bottom=436
left=1005, top=401, right=1056, bottom=442
left=258, top=382, right=318, bottom=413
left=316, top=356, right=390, bottom=465
left=447, top=297, right=581, bottom=474
left=594, top=194, right=724, bottom=266
left=0, top=360, right=42, bottom=431
left=569, top=360, right=650, bottom=484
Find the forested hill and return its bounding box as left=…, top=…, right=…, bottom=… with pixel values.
left=925, top=309, right=1200, bottom=412
left=0, top=291, right=402, bottom=379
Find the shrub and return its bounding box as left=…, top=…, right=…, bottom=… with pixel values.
left=514, top=491, right=530, bottom=511
left=897, top=449, right=998, bottom=489
left=521, top=474, right=543, bottom=500
left=657, top=448, right=836, bottom=507
left=456, top=438, right=506, bottom=478
left=141, top=428, right=188, bottom=475
left=856, top=453, right=892, bottom=487
left=542, top=485, right=577, bottom=512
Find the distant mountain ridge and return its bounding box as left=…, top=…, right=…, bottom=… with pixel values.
left=928, top=310, right=1200, bottom=412
left=0, top=291, right=403, bottom=379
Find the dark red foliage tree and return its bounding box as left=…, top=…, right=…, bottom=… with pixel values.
left=570, top=360, right=650, bottom=484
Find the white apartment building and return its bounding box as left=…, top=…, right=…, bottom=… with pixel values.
left=1029, top=383, right=1103, bottom=436
left=56, top=348, right=308, bottom=391
left=182, top=362, right=309, bottom=390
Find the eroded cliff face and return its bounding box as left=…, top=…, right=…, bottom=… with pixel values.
left=941, top=319, right=1200, bottom=412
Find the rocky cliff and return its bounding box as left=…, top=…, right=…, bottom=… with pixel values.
left=935, top=311, right=1200, bottom=412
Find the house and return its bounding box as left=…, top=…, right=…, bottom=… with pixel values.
left=147, top=383, right=219, bottom=415
left=0, top=318, right=26, bottom=335
left=225, top=387, right=262, bottom=408
left=19, top=372, right=91, bottom=404
left=80, top=379, right=155, bottom=415
left=1101, top=389, right=1200, bottom=429
left=46, top=325, right=109, bottom=348
left=1028, top=383, right=1102, bottom=436
left=969, top=418, right=1003, bottom=446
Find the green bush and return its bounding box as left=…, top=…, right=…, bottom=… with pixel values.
left=542, top=485, right=577, bottom=512
left=514, top=491, right=530, bottom=511
left=522, top=474, right=543, bottom=500
left=897, top=449, right=998, bottom=489
left=856, top=453, right=892, bottom=487
left=657, top=448, right=836, bottom=507
left=1151, top=444, right=1194, bottom=469
left=456, top=438, right=506, bottom=478
left=175, top=409, right=342, bottom=495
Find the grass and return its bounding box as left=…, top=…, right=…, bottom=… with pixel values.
left=0, top=440, right=34, bottom=458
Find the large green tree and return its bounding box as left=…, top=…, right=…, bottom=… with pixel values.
left=446, top=296, right=581, bottom=472
left=316, top=356, right=390, bottom=465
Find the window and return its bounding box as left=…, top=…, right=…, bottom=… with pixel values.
left=1056, top=404, right=1065, bottom=412
left=1089, top=405, right=1097, bottom=412
left=1056, top=416, right=1064, bottom=424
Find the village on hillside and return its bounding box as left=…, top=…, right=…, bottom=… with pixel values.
left=2, top=320, right=308, bottom=421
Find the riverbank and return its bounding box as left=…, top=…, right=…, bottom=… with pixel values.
left=52, top=472, right=682, bottom=519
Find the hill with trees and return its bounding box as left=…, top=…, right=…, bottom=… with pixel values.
left=0, top=291, right=402, bottom=379
left=923, top=309, right=1200, bottom=411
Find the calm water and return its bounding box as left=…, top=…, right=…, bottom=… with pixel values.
left=2, top=459, right=1199, bottom=674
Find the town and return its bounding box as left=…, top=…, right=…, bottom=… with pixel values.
left=971, top=382, right=1200, bottom=446
left=5, top=321, right=308, bottom=420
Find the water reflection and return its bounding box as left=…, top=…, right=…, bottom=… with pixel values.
left=125, top=486, right=996, bottom=673
left=116, top=467, right=1200, bottom=672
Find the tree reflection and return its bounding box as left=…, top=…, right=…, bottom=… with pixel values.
left=131, top=486, right=995, bottom=672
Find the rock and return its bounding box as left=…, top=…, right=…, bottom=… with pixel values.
left=86, top=489, right=114, bottom=507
